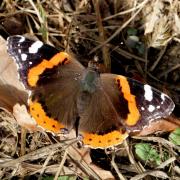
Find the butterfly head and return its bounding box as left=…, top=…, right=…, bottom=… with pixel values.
left=87, top=60, right=100, bottom=72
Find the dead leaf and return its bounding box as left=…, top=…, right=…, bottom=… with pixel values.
left=146, top=16, right=172, bottom=47
left=130, top=170, right=169, bottom=180
left=0, top=36, right=28, bottom=111
left=143, top=0, right=180, bottom=47
left=174, top=13, right=180, bottom=34
left=67, top=146, right=115, bottom=179
left=13, top=103, right=43, bottom=132
left=144, top=0, right=164, bottom=35
left=135, top=117, right=180, bottom=136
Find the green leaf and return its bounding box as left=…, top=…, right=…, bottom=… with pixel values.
left=135, top=43, right=145, bottom=55
left=39, top=24, right=48, bottom=41
left=127, top=28, right=138, bottom=36
left=42, top=176, right=54, bottom=180
left=126, top=36, right=139, bottom=49
left=161, top=151, right=169, bottom=162
left=169, top=128, right=180, bottom=145
left=135, top=143, right=161, bottom=165
left=58, top=176, right=77, bottom=180
left=38, top=3, right=47, bottom=22
left=37, top=3, right=48, bottom=41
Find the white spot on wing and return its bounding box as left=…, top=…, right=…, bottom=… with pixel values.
left=144, top=84, right=153, bottom=101
left=21, top=54, right=27, bottom=61
left=161, top=93, right=165, bottom=100
left=141, top=107, right=145, bottom=111
left=19, top=36, right=25, bottom=43
left=157, top=106, right=160, bottom=109
left=29, top=41, right=43, bottom=53
left=161, top=93, right=166, bottom=104
left=148, top=105, right=155, bottom=112
left=18, top=49, right=21, bottom=53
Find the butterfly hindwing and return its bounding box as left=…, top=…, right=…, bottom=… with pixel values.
left=77, top=85, right=128, bottom=148
left=101, top=74, right=175, bottom=132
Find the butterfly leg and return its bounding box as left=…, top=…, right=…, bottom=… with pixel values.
left=74, top=116, right=80, bottom=138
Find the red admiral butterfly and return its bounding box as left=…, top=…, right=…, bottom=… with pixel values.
left=7, top=35, right=175, bottom=148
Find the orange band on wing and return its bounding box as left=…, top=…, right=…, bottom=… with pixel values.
left=29, top=100, right=64, bottom=133
left=28, top=52, right=70, bottom=87
left=116, top=75, right=140, bottom=126
left=82, top=130, right=128, bottom=149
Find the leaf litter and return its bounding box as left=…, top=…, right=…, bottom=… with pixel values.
left=0, top=0, right=179, bottom=179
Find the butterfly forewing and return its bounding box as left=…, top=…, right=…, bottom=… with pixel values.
left=7, top=35, right=84, bottom=132
left=7, top=36, right=60, bottom=89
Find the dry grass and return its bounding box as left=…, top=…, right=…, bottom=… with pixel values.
left=0, top=0, right=180, bottom=179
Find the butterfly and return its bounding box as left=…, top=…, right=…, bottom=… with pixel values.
left=7, top=35, right=175, bottom=149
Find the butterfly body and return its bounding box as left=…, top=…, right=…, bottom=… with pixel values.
left=7, top=35, right=175, bottom=148
left=81, top=70, right=99, bottom=93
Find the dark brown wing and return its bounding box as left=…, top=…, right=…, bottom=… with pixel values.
left=7, top=35, right=84, bottom=133
left=78, top=87, right=128, bottom=149
left=101, top=74, right=175, bottom=132
left=30, top=56, right=84, bottom=132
